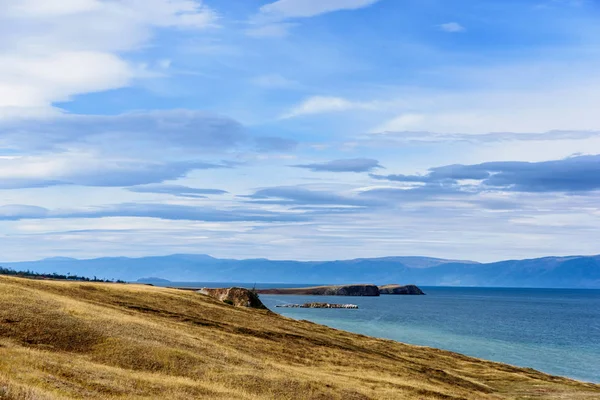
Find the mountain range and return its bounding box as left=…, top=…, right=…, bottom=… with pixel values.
left=2, top=254, right=600, bottom=288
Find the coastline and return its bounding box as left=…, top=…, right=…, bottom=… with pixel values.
left=259, top=288, right=600, bottom=384
left=160, top=283, right=599, bottom=384
left=1, top=276, right=599, bottom=399
left=152, top=283, right=600, bottom=382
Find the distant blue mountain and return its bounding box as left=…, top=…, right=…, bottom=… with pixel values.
left=2, top=254, right=599, bottom=288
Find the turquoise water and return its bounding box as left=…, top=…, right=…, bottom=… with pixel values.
left=259, top=287, right=600, bottom=383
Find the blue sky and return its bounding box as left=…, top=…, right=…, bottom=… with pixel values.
left=1, top=0, right=600, bottom=262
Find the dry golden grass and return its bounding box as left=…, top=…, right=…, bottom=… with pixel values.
left=0, top=276, right=598, bottom=399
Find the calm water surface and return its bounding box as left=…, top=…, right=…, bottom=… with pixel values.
left=258, top=287, right=600, bottom=383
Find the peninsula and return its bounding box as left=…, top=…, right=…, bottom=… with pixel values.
left=257, top=284, right=380, bottom=296
left=1, top=276, right=598, bottom=399
left=257, top=284, right=425, bottom=296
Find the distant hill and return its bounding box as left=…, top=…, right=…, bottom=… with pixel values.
left=2, top=254, right=599, bottom=288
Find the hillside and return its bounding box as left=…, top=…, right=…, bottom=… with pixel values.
left=4, top=254, right=600, bottom=288
left=1, top=276, right=599, bottom=399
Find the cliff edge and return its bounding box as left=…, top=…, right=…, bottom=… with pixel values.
left=379, top=284, right=426, bottom=295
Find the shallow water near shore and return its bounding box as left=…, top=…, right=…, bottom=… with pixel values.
left=258, top=287, right=600, bottom=383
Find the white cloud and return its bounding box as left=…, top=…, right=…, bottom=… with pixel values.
left=0, top=110, right=298, bottom=188
left=371, top=113, right=425, bottom=133
left=248, top=0, right=379, bottom=38
left=258, top=0, right=380, bottom=20
left=370, top=82, right=600, bottom=134
left=1, top=0, right=216, bottom=32
left=0, top=153, right=228, bottom=188
left=1, top=0, right=101, bottom=17
left=0, top=111, right=244, bottom=189
left=362, top=129, right=600, bottom=145
left=0, top=0, right=216, bottom=111
left=439, top=22, right=466, bottom=33
left=0, top=52, right=131, bottom=108
left=0, top=110, right=245, bottom=154
left=282, top=96, right=377, bottom=118
left=357, top=60, right=600, bottom=135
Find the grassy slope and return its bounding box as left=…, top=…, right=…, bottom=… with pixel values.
left=0, top=276, right=598, bottom=400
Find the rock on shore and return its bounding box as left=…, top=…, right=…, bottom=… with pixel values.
left=378, top=284, right=425, bottom=295
left=198, top=287, right=267, bottom=308
left=276, top=302, right=358, bottom=309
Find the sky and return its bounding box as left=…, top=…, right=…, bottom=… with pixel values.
left=1, top=0, right=600, bottom=262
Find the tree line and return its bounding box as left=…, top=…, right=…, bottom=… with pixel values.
left=0, top=267, right=126, bottom=283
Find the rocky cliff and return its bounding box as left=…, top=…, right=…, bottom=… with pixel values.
left=258, top=284, right=380, bottom=296
left=378, top=284, right=425, bottom=295
left=198, top=287, right=267, bottom=309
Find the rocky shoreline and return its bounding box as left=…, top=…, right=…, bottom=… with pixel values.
left=276, top=302, right=359, bottom=309
left=194, top=284, right=424, bottom=309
